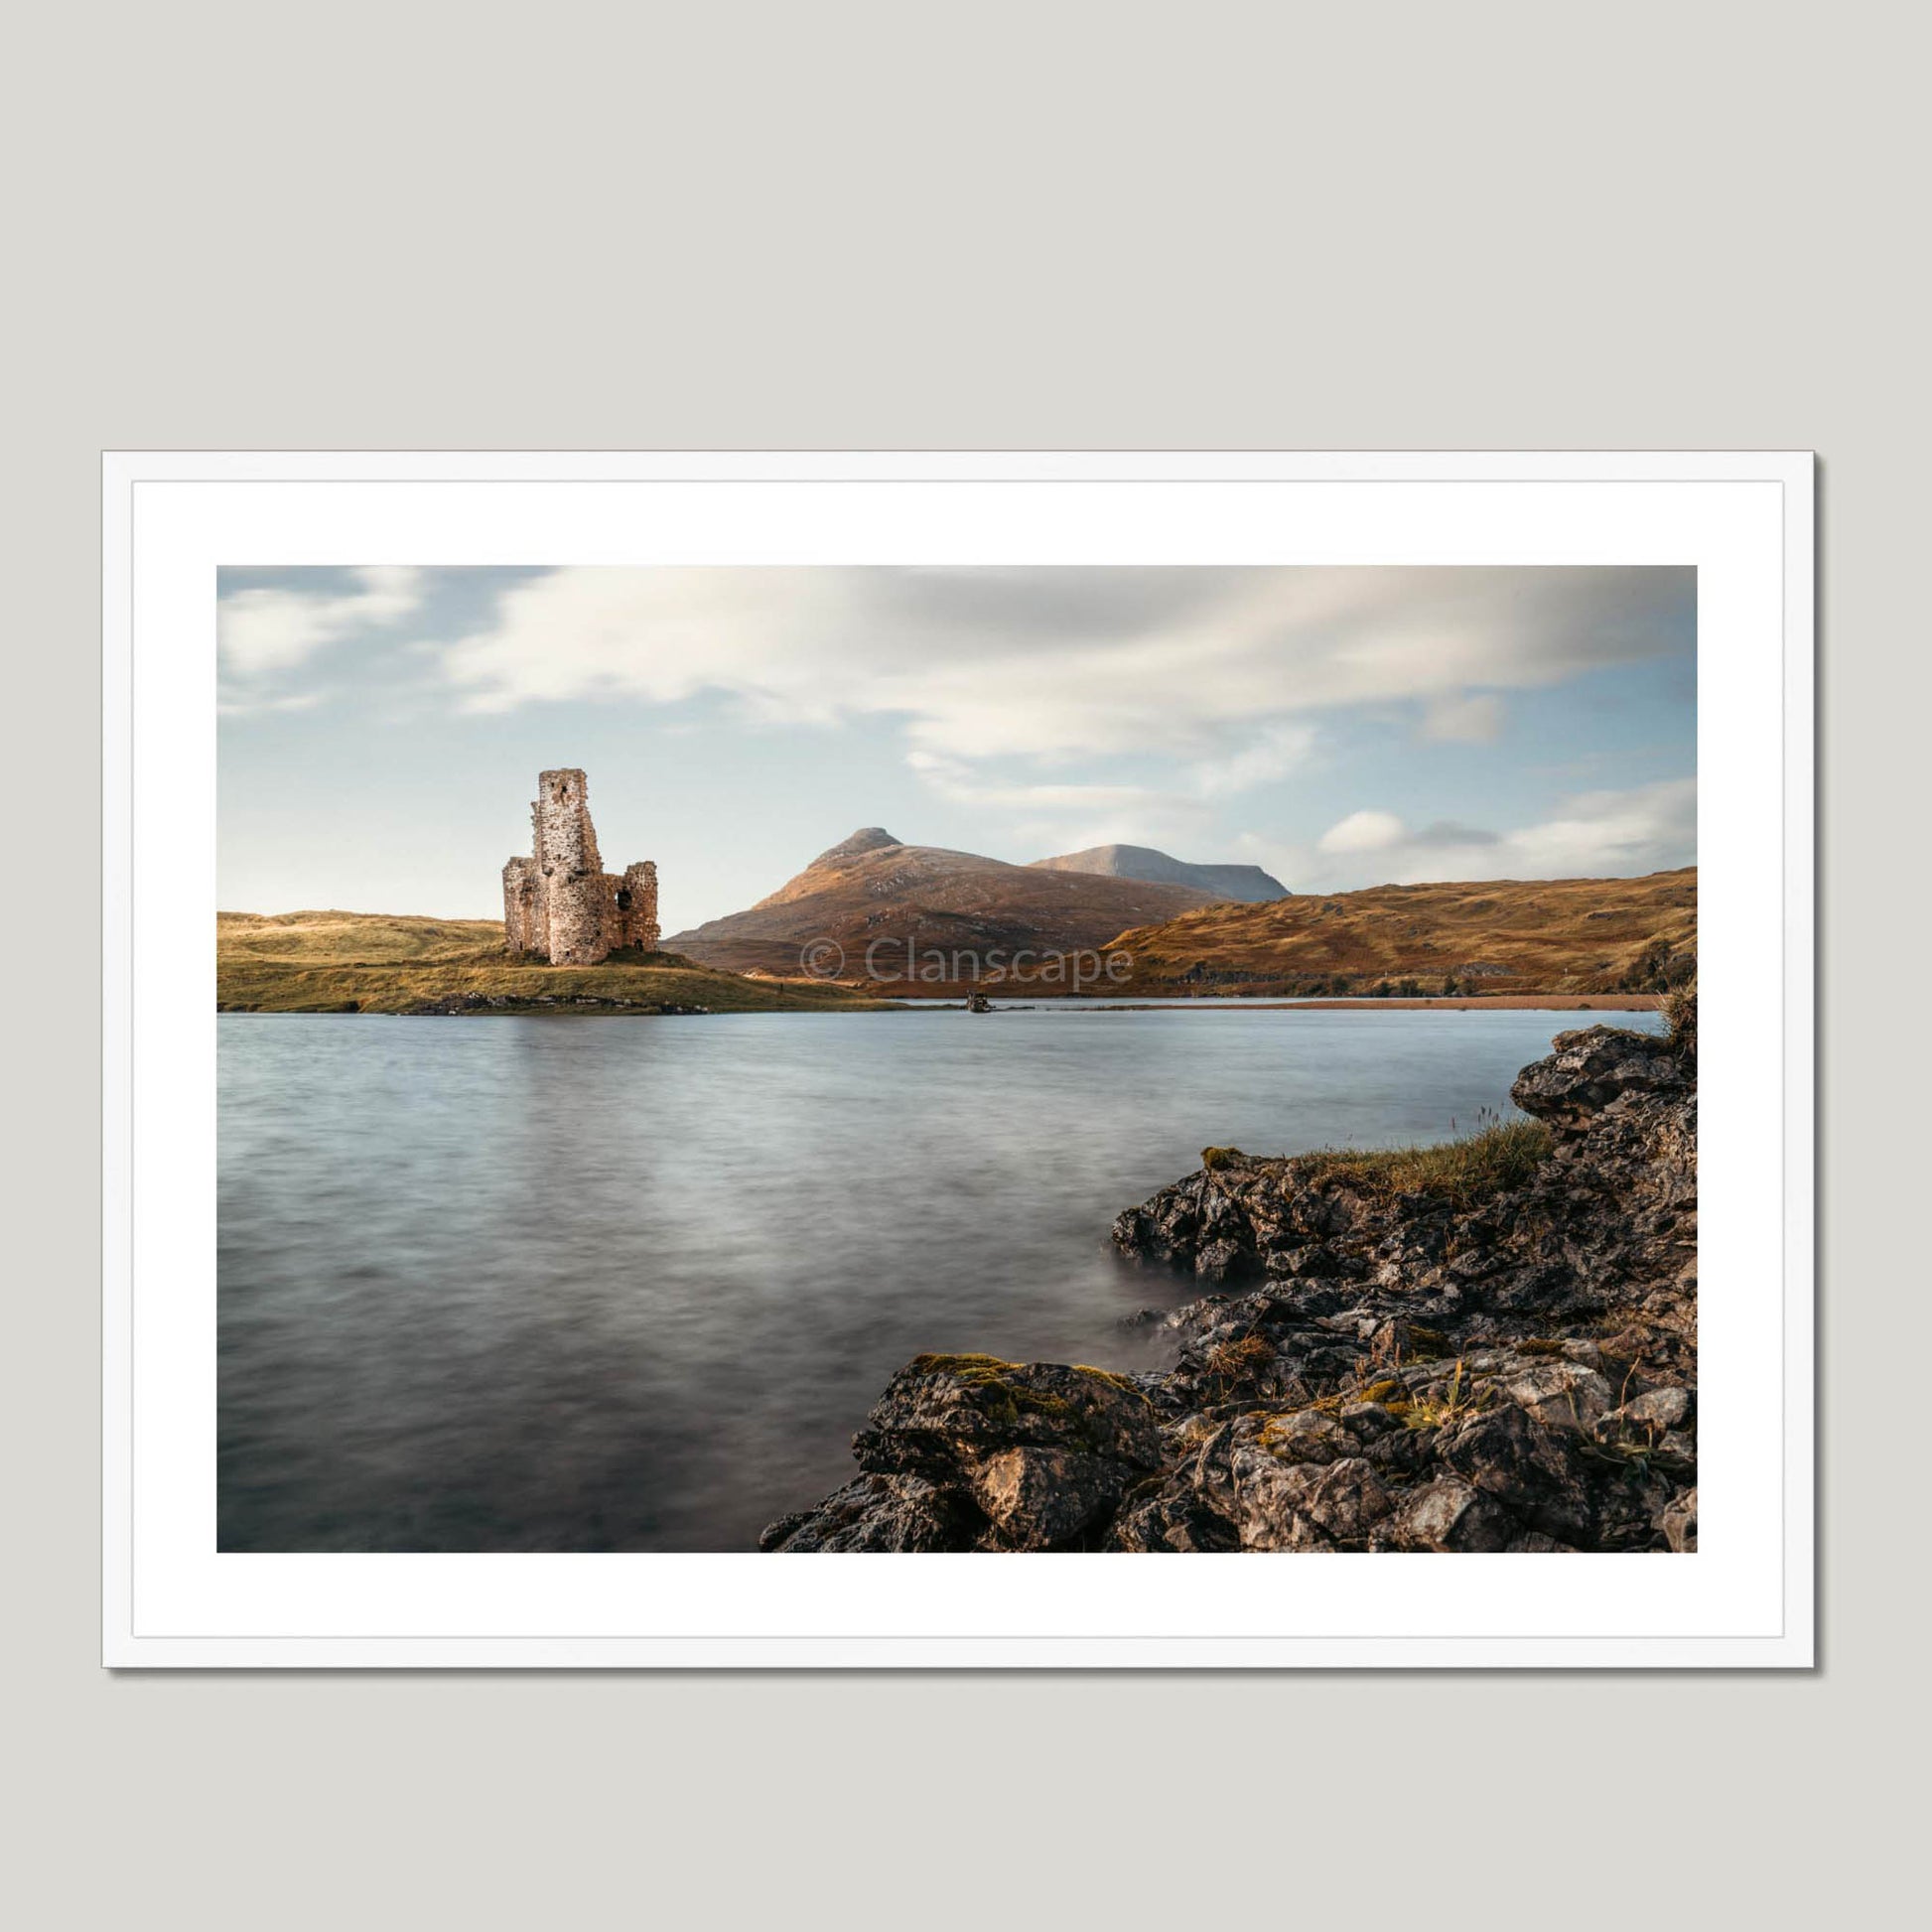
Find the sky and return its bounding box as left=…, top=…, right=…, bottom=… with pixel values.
left=217, top=565, right=1696, bottom=932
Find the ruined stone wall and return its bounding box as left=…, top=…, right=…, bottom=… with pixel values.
left=502, top=857, right=538, bottom=956
left=531, top=768, right=609, bottom=964
left=532, top=768, right=602, bottom=878
left=542, top=873, right=614, bottom=965
left=500, top=768, right=657, bottom=964
left=616, top=861, right=661, bottom=952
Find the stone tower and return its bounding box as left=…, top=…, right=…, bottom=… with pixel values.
left=502, top=768, right=659, bottom=964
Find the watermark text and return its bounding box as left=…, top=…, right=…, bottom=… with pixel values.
left=799, top=936, right=1133, bottom=989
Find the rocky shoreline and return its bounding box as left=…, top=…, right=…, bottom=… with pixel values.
left=761, top=1006, right=1697, bottom=1554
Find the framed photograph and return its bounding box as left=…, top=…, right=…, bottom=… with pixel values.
left=103, top=450, right=1813, bottom=1667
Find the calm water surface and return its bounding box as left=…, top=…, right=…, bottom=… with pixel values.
left=218, top=1007, right=1659, bottom=1550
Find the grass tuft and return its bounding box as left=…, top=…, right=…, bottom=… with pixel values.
left=1663, top=979, right=1697, bottom=1060
left=1396, top=1358, right=1490, bottom=1431
left=1204, top=1333, right=1276, bottom=1385
left=1291, top=1110, right=1553, bottom=1210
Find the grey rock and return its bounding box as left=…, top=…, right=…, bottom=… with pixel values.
left=759, top=1473, right=974, bottom=1552
left=1509, top=1024, right=1689, bottom=1132
left=1438, top=1402, right=1595, bottom=1546
left=1503, top=1359, right=1616, bottom=1433
left=1659, top=1486, right=1699, bottom=1553
left=968, top=1446, right=1125, bottom=1547
left=1595, top=1383, right=1695, bottom=1449
left=1380, top=1477, right=1514, bottom=1552
left=1195, top=1238, right=1249, bottom=1283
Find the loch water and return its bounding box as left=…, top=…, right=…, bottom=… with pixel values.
left=218, top=1005, right=1660, bottom=1551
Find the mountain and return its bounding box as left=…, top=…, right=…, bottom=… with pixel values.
left=1098, top=868, right=1698, bottom=997
left=665, top=829, right=1224, bottom=988
left=1029, top=843, right=1288, bottom=902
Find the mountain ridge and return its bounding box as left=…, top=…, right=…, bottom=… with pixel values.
left=668, top=831, right=1695, bottom=995
left=666, top=828, right=1227, bottom=984
left=1029, top=842, right=1288, bottom=901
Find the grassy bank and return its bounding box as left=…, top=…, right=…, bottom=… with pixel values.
left=216, top=911, right=897, bottom=1014
left=1292, top=1115, right=1555, bottom=1208
left=1202, top=1113, right=1556, bottom=1211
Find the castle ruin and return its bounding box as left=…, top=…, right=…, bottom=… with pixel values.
left=502, top=769, right=659, bottom=964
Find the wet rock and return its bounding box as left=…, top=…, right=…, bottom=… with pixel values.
left=854, top=1354, right=1162, bottom=1473
left=1509, top=1025, right=1688, bottom=1132
left=1195, top=1238, right=1250, bottom=1284
left=770, top=1354, right=1166, bottom=1552
left=759, top=1473, right=975, bottom=1552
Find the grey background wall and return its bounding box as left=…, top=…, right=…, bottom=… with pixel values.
left=7, top=2, right=1919, bottom=1923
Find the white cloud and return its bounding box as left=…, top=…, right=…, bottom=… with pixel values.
left=433, top=565, right=1689, bottom=766
left=905, top=751, right=1213, bottom=851
left=409, top=565, right=1692, bottom=859
left=1302, top=778, right=1695, bottom=888
left=1498, top=777, right=1698, bottom=878
left=1421, top=692, right=1505, bottom=743
left=218, top=567, right=426, bottom=698
left=1319, top=808, right=1407, bottom=854
left=906, top=716, right=1316, bottom=853
left=1194, top=721, right=1317, bottom=795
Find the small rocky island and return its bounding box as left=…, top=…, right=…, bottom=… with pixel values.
left=762, top=1004, right=1698, bottom=1554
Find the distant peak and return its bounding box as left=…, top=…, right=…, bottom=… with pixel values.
left=813, top=827, right=902, bottom=867
left=1028, top=844, right=1289, bottom=902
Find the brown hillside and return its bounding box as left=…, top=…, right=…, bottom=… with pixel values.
left=665, top=828, right=1222, bottom=987
left=1101, top=868, right=1697, bottom=997
left=217, top=909, right=504, bottom=964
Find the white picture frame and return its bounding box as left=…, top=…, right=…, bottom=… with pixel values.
left=103, top=450, right=1814, bottom=1668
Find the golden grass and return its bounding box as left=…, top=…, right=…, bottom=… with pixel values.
left=1102, top=867, right=1697, bottom=997
left=216, top=909, right=502, bottom=965
left=1293, top=1114, right=1554, bottom=1209
left=215, top=911, right=897, bottom=1014
left=1663, top=979, right=1698, bottom=1059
